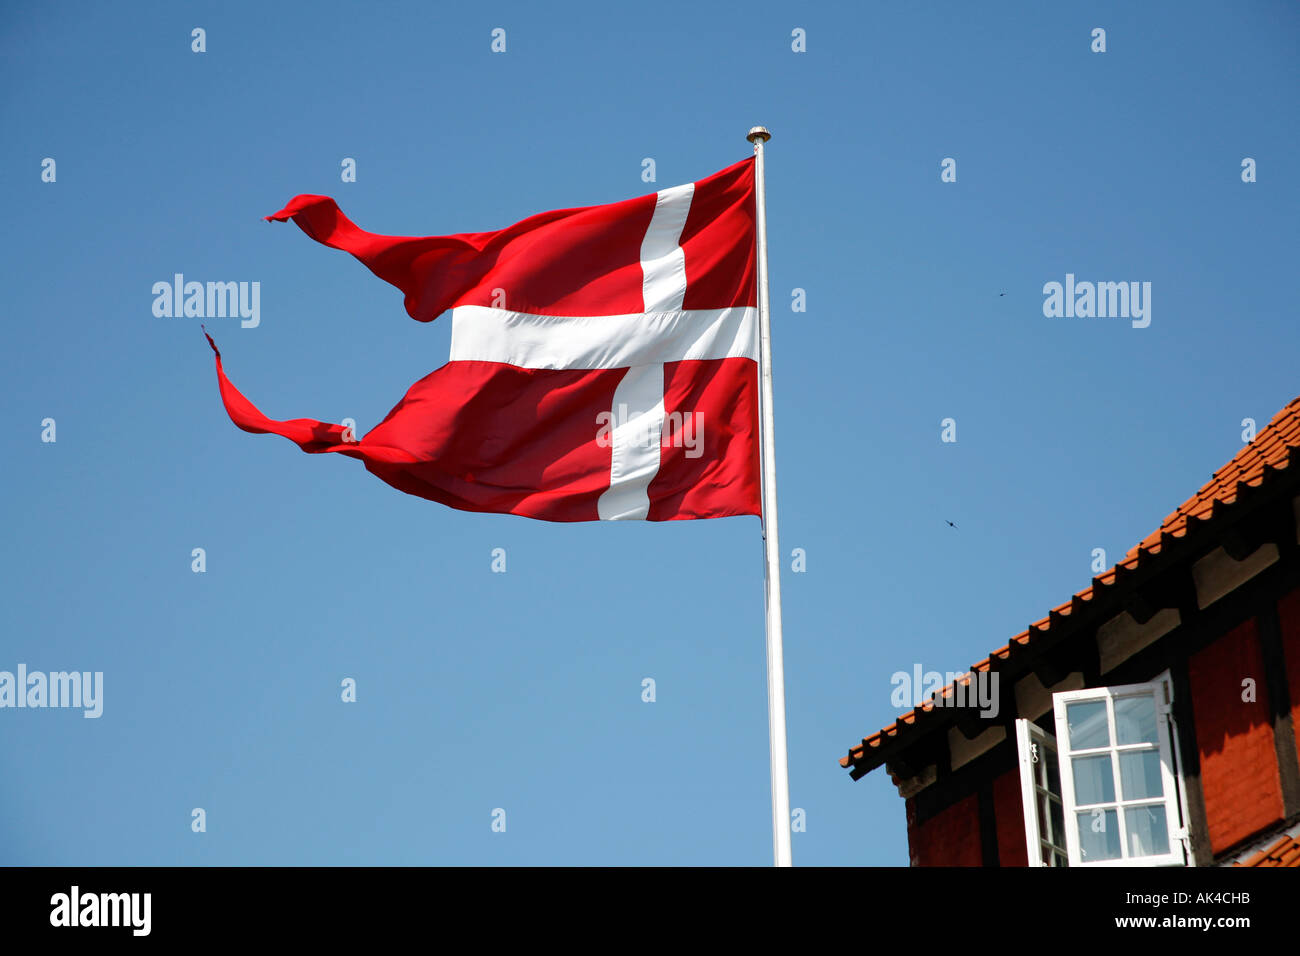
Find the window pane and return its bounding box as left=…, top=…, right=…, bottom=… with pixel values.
left=1066, top=700, right=1110, bottom=750
left=1077, top=808, right=1122, bottom=861
left=1125, top=805, right=1170, bottom=858
left=1072, top=754, right=1115, bottom=805
left=1046, top=750, right=1061, bottom=796
left=1037, top=794, right=1052, bottom=842
left=1115, top=694, right=1158, bottom=745
left=1119, top=750, right=1164, bottom=800
left=1049, top=797, right=1065, bottom=846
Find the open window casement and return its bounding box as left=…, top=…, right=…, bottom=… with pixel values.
left=1015, top=718, right=1069, bottom=866
left=1051, top=674, right=1188, bottom=867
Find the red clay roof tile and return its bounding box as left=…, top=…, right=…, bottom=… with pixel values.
left=1235, top=831, right=1300, bottom=867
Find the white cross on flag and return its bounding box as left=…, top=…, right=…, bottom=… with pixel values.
left=207, top=158, right=761, bottom=522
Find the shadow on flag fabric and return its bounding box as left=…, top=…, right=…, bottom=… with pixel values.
left=208, top=158, right=761, bottom=522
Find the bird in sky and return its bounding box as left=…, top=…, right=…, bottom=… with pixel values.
left=945, top=520, right=958, bottom=529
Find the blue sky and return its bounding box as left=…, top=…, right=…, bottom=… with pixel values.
left=2, top=1, right=1297, bottom=865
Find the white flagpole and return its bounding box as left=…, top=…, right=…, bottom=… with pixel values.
left=748, top=125, right=792, bottom=867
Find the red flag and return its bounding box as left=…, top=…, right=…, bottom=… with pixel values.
left=209, top=158, right=761, bottom=522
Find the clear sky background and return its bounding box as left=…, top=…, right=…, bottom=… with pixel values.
left=2, top=1, right=1297, bottom=866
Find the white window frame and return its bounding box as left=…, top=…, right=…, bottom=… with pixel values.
left=1015, top=718, right=1068, bottom=866
left=1051, top=672, right=1188, bottom=867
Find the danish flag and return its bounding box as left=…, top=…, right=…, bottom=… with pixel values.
left=208, top=158, right=761, bottom=522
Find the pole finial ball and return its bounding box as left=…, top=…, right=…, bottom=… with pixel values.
left=747, top=126, right=772, bottom=144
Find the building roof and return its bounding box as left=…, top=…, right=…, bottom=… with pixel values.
left=841, top=395, right=1300, bottom=779
left=1234, top=829, right=1300, bottom=867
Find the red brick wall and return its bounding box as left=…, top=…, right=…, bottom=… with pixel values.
left=906, top=792, right=982, bottom=866
left=1187, top=617, right=1285, bottom=855
left=993, top=768, right=1029, bottom=866
left=1278, top=586, right=1300, bottom=771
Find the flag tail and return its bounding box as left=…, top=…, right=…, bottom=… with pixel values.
left=205, top=330, right=362, bottom=456
left=264, top=195, right=496, bottom=323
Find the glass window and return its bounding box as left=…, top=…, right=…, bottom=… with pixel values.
left=1066, top=700, right=1110, bottom=750
left=1115, top=695, right=1158, bottom=745
left=1015, top=718, right=1069, bottom=867
left=1119, top=750, right=1164, bottom=801
left=1126, top=805, right=1170, bottom=857
left=1051, top=677, right=1186, bottom=867
left=1077, top=808, right=1122, bottom=861
left=1071, top=754, right=1115, bottom=805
